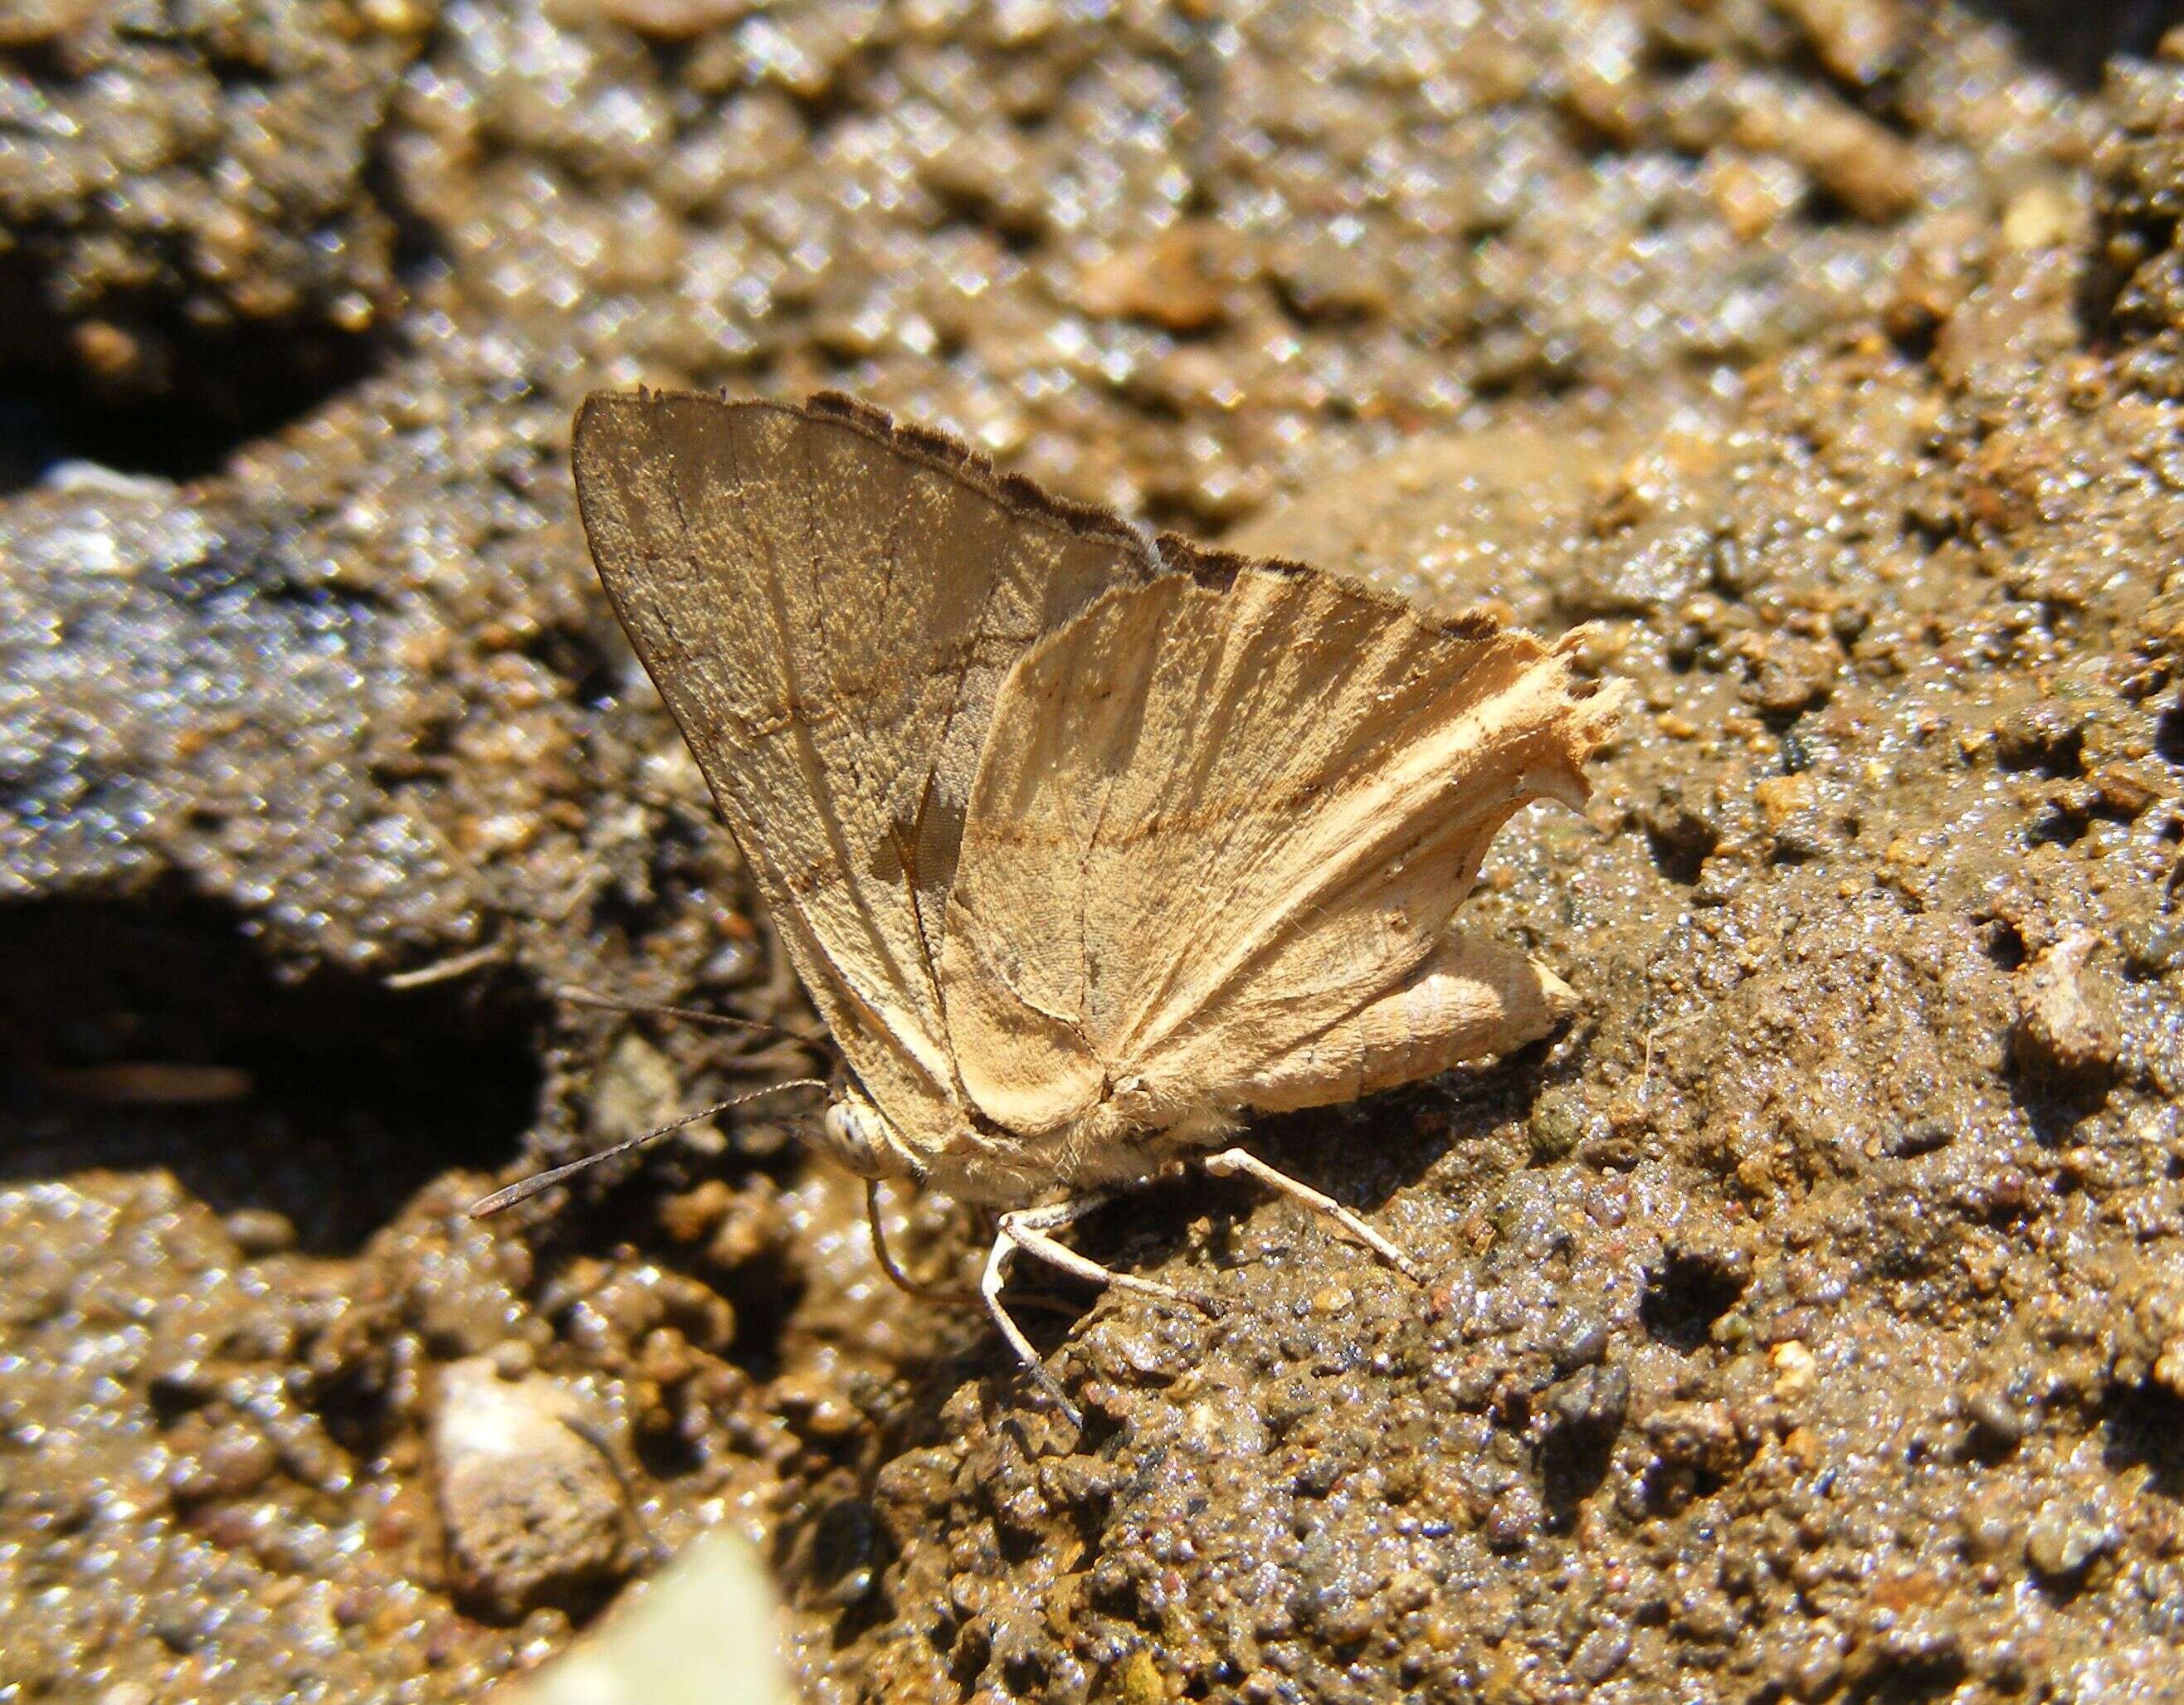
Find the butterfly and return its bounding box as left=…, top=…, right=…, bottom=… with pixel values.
left=553, top=389, right=1619, bottom=1422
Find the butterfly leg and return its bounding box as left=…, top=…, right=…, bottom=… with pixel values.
left=981, top=1193, right=1203, bottom=1427
left=999, top=1196, right=1196, bottom=1306
left=1201, top=1147, right=1425, bottom=1283
left=865, top=1178, right=982, bottom=1306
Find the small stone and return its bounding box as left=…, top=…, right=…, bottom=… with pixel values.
left=1962, top=1387, right=2029, bottom=1449
left=657, top=1178, right=734, bottom=1245
left=1528, top=1088, right=1591, bottom=1161
left=1075, top=224, right=1236, bottom=331
left=1549, top=1313, right=1610, bottom=1372
left=222, top=1209, right=296, bottom=1257
left=168, top=1423, right=278, bottom=1502
left=2091, top=762, right=2163, bottom=819
left=1385, top=1567, right=1436, bottom=1614
left=1740, top=633, right=1837, bottom=715
left=1484, top=1481, right=1543, bottom=1552
left=1118, top=1649, right=1166, bottom=1705
left=2024, top=1495, right=2121, bottom=1580
left=1753, top=772, right=1816, bottom=831
left=1545, top=1363, right=1630, bottom=1440
left=1644, top=784, right=1723, bottom=875
left=2011, top=931, right=2123, bottom=1089
left=1777, top=0, right=1900, bottom=85
left=1572, top=1623, right=1632, bottom=1684
left=1879, top=1113, right=1953, bottom=1157
left=2115, top=1283, right=2184, bottom=1400
left=2001, top=183, right=2076, bottom=251
left=1959, top=1507, right=2016, bottom=1559
left=1081, top=1317, right=1190, bottom=1386
left=1309, top=1282, right=1355, bottom=1316
left=2119, top=917, right=2184, bottom=978
left=1993, top=704, right=2086, bottom=774
left=1644, top=1401, right=1743, bottom=1476
left=1787, top=99, right=1923, bottom=222
left=1769, top=1340, right=1817, bottom=1400
left=432, top=1358, right=630, bottom=1620
left=581, top=0, right=753, bottom=39
left=494, top=1527, right=791, bottom=1704
left=1182, top=1392, right=1269, bottom=1459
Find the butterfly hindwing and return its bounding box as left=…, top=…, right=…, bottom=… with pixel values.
left=937, top=551, right=1621, bottom=1143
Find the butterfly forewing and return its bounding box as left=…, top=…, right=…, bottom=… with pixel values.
left=571, top=391, right=1160, bottom=1161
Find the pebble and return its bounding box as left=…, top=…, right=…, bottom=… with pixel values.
left=1484, top=1481, right=1543, bottom=1552
left=2118, top=916, right=2184, bottom=978
left=2011, top=931, right=2123, bottom=1088
left=168, top=1421, right=278, bottom=1503
left=1545, top=1362, right=1631, bottom=1444
left=1644, top=1401, right=1743, bottom=1475
left=1753, top=772, right=1816, bottom=831
left=431, top=1357, right=630, bottom=1620
left=1740, top=633, right=1838, bottom=715
left=2023, top=1495, right=2122, bottom=1580
left=1962, top=1387, right=2030, bottom=1449
left=493, top=1528, right=790, bottom=1705
left=1768, top=1341, right=1817, bottom=1400
left=221, top=1208, right=297, bottom=1257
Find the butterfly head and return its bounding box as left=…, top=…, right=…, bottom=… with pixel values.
left=818, top=1087, right=919, bottom=1181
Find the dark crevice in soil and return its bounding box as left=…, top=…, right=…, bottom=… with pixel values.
left=1842, top=1651, right=1972, bottom=1704
left=2152, top=698, right=2184, bottom=766
left=2100, top=1379, right=2184, bottom=1499
left=1639, top=1248, right=1749, bottom=1350
left=1962, top=0, right=2179, bottom=88
left=0, top=889, right=544, bottom=1252
left=0, top=317, right=389, bottom=494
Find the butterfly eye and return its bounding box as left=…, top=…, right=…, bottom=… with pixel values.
left=821, top=1098, right=888, bottom=1176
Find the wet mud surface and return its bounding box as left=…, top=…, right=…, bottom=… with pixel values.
left=3, top=2, right=2184, bottom=1702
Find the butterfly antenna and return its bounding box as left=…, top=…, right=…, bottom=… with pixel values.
left=555, top=984, right=822, bottom=1045
left=469, top=1078, right=827, bottom=1218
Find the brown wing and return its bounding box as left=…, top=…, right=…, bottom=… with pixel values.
left=572, top=390, right=1160, bottom=1157
left=937, top=550, right=1621, bottom=1140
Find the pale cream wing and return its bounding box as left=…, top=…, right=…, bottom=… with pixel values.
left=572, top=390, right=1160, bottom=1153
left=938, top=552, right=1621, bottom=1138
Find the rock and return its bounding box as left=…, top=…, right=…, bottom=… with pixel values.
left=1993, top=703, right=2087, bottom=774
left=2011, top=931, right=2123, bottom=1089
left=1739, top=632, right=1838, bottom=715
left=1484, top=1480, right=1543, bottom=1552
left=1961, top=1386, right=2030, bottom=1450
left=1777, top=0, right=1900, bottom=86
left=1544, top=1363, right=1630, bottom=1440
left=433, top=1357, right=630, bottom=1620
left=1644, top=783, right=1723, bottom=878
left=577, top=0, right=754, bottom=41
left=1753, top=772, right=1816, bottom=831
left=1643, top=1401, right=1743, bottom=1476
left=2024, top=1495, right=2122, bottom=1581
left=2113, top=1280, right=2184, bottom=1401
left=2119, top=917, right=2184, bottom=979
left=1768, top=1341, right=1818, bottom=1401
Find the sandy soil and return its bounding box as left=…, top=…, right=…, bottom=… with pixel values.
left=2, top=3, right=2182, bottom=1702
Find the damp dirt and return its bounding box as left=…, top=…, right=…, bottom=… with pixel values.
left=3, top=3, right=2184, bottom=1703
